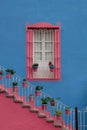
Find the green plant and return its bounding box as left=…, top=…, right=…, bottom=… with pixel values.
left=35, top=86, right=43, bottom=90
left=41, top=97, right=49, bottom=104
left=55, top=110, right=62, bottom=116
left=12, top=82, right=18, bottom=86
left=48, top=61, right=55, bottom=68
left=48, top=61, right=53, bottom=66
left=65, top=106, right=71, bottom=110
left=10, top=69, right=16, bottom=75
left=22, top=78, right=27, bottom=82
left=5, top=69, right=11, bottom=73
left=48, top=97, right=54, bottom=102
left=5, top=69, right=16, bottom=75
left=32, top=63, right=39, bottom=67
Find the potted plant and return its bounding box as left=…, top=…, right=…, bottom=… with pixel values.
left=49, top=97, right=56, bottom=106
left=35, top=86, right=43, bottom=96
left=32, top=63, right=39, bottom=72
left=29, top=94, right=34, bottom=103
left=48, top=61, right=55, bottom=72
left=12, top=82, right=19, bottom=92
left=55, top=110, right=62, bottom=120
left=41, top=97, right=48, bottom=110
left=22, top=78, right=28, bottom=88
left=5, top=69, right=16, bottom=78
left=10, top=69, right=16, bottom=75
left=65, top=106, right=71, bottom=114
left=0, top=70, right=4, bottom=80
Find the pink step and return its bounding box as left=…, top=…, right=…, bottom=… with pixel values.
left=22, top=101, right=32, bottom=108
left=0, top=84, right=6, bottom=92
left=65, top=124, right=73, bottom=130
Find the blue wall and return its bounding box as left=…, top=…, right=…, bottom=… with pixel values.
left=0, top=0, right=87, bottom=109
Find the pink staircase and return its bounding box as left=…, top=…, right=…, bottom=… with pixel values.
left=0, top=84, right=71, bottom=130
left=0, top=67, right=74, bottom=130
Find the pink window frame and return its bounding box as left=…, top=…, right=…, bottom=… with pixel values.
left=26, top=22, right=61, bottom=81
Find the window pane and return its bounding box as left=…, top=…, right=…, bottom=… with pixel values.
left=34, top=42, right=42, bottom=51
left=45, top=52, right=53, bottom=61
left=45, top=30, right=54, bottom=41
left=34, top=30, right=42, bottom=41
left=45, top=42, right=53, bottom=51
left=34, top=52, right=42, bottom=61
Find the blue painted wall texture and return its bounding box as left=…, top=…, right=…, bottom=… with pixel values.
left=0, top=0, right=87, bottom=109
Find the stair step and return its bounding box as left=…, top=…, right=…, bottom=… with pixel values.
left=46, top=116, right=54, bottom=123
left=30, top=106, right=40, bottom=112
left=0, top=84, right=6, bottom=93
left=13, top=97, right=23, bottom=103
left=22, top=102, right=31, bottom=108
left=38, top=111, right=47, bottom=118
left=0, top=89, right=6, bottom=93
left=6, top=93, right=14, bottom=98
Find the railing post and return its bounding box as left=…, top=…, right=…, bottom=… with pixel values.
left=75, top=107, right=78, bottom=130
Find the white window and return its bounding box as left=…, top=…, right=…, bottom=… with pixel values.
left=33, top=29, right=54, bottom=78
left=33, top=29, right=54, bottom=62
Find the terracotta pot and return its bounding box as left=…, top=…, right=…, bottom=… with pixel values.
left=22, top=82, right=28, bottom=88
left=65, top=109, right=71, bottom=114
left=29, top=95, right=34, bottom=102
left=0, top=75, right=2, bottom=80
left=13, top=86, right=19, bottom=92
left=50, top=101, right=56, bottom=106
left=50, top=68, right=55, bottom=72
left=56, top=115, right=62, bottom=120
left=42, top=105, right=47, bottom=110
left=6, top=73, right=11, bottom=78
left=35, top=91, right=41, bottom=96
left=32, top=68, right=38, bottom=72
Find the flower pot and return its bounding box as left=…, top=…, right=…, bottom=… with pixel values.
left=56, top=115, right=62, bottom=120
left=22, top=82, right=28, bottom=88
left=35, top=91, right=41, bottom=96
left=50, top=101, right=56, bottom=106
left=32, top=68, right=38, bottom=72
left=6, top=73, right=11, bottom=78
left=13, top=86, right=19, bottom=92
left=49, top=64, right=55, bottom=72
left=32, top=66, right=38, bottom=72
left=29, top=95, right=34, bottom=102
left=65, top=109, right=71, bottom=114
left=50, top=68, right=55, bottom=72
left=42, top=104, right=47, bottom=110
left=0, top=75, right=2, bottom=80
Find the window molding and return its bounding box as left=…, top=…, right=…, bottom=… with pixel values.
left=26, top=22, right=61, bottom=81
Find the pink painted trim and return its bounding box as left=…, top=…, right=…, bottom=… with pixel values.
left=54, top=26, right=61, bottom=80
left=26, top=29, right=33, bottom=79
left=26, top=22, right=60, bottom=29
left=26, top=22, right=61, bottom=80
left=27, top=78, right=60, bottom=81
